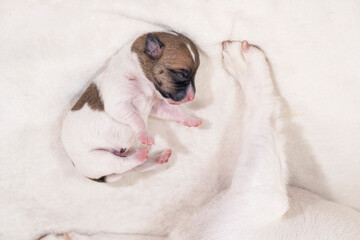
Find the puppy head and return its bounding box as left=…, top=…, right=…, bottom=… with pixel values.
left=131, top=32, right=200, bottom=105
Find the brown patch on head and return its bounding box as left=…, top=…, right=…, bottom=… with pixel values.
left=71, top=83, right=104, bottom=111
left=131, top=32, right=200, bottom=102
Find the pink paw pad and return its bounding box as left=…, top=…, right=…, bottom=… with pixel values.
left=137, top=132, right=155, bottom=145
left=157, top=149, right=172, bottom=163
left=136, top=147, right=148, bottom=162
left=184, top=118, right=202, bottom=127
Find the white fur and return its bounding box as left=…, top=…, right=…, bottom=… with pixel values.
left=42, top=185, right=360, bottom=240
left=42, top=41, right=360, bottom=240
left=1, top=0, right=360, bottom=239
left=170, top=41, right=289, bottom=240
left=103, top=0, right=360, bottom=209
left=62, top=42, right=201, bottom=182
left=186, top=43, right=196, bottom=62
left=62, top=44, right=151, bottom=181
left=43, top=186, right=360, bottom=240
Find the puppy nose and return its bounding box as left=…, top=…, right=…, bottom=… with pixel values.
left=185, top=87, right=195, bottom=102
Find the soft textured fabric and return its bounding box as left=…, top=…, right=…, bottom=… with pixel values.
left=1, top=0, right=359, bottom=239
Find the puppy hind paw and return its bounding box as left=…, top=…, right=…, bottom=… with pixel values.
left=134, top=146, right=149, bottom=162
left=137, top=132, right=155, bottom=145
left=157, top=149, right=172, bottom=163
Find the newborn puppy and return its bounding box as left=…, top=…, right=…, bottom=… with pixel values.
left=62, top=32, right=202, bottom=183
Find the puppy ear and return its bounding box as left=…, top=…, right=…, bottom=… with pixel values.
left=146, top=33, right=164, bottom=59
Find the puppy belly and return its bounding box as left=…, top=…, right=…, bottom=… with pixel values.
left=62, top=106, right=138, bottom=177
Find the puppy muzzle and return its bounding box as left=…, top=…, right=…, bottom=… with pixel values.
left=167, top=87, right=195, bottom=105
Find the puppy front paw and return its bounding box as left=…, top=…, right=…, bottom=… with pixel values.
left=183, top=116, right=202, bottom=127
left=137, top=132, right=155, bottom=145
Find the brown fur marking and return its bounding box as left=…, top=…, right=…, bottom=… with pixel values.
left=131, top=32, right=200, bottom=94
left=71, top=83, right=104, bottom=111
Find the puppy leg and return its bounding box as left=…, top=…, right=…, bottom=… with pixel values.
left=105, top=103, right=154, bottom=145
left=102, top=149, right=172, bottom=183
left=135, top=149, right=172, bottom=171
left=155, top=149, right=172, bottom=164
left=76, top=147, right=148, bottom=180
left=151, top=99, right=202, bottom=127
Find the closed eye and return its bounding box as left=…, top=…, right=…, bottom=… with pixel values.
left=179, top=69, right=189, bottom=78
left=168, top=69, right=189, bottom=80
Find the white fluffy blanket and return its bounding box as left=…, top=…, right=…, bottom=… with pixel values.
left=1, top=0, right=360, bottom=239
